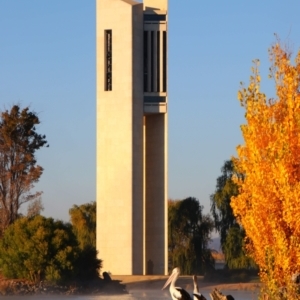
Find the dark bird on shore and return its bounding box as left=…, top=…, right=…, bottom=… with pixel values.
left=162, top=267, right=192, bottom=300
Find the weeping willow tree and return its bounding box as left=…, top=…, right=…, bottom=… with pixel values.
left=168, top=197, right=214, bottom=275
left=210, top=160, right=256, bottom=269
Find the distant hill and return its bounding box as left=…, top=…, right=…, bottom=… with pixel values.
left=208, top=236, right=221, bottom=252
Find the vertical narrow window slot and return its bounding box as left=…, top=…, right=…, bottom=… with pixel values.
left=159, top=29, right=164, bottom=93
left=153, top=31, right=157, bottom=92
left=163, top=31, right=167, bottom=92
left=147, top=31, right=151, bottom=92
left=157, top=31, right=160, bottom=92
left=143, top=31, right=148, bottom=92
left=150, top=31, right=154, bottom=92
left=105, top=30, right=112, bottom=91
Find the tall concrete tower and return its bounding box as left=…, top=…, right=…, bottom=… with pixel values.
left=96, top=0, right=168, bottom=275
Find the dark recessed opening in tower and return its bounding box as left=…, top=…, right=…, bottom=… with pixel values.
left=144, top=31, right=148, bottom=92
left=104, top=29, right=112, bottom=91
left=157, top=31, right=160, bottom=92
left=163, top=31, right=167, bottom=92
left=150, top=31, right=154, bottom=92
left=144, top=14, right=166, bottom=22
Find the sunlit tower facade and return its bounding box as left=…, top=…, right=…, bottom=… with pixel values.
left=96, top=0, right=168, bottom=275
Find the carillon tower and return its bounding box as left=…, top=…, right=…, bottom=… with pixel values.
left=96, top=0, right=168, bottom=275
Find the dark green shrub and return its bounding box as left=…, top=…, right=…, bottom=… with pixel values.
left=0, top=216, right=79, bottom=283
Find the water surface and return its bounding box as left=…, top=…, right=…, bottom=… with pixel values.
left=6, top=289, right=260, bottom=300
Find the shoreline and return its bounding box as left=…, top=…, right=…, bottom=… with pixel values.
left=112, top=275, right=261, bottom=292
left=0, top=275, right=261, bottom=296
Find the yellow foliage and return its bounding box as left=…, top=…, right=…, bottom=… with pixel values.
left=232, top=43, right=300, bottom=299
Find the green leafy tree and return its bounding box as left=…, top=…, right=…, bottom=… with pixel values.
left=210, top=160, right=239, bottom=245
left=0, top=105, right=48, bottom=234
left=69, top=201, right=96, bottom=249
left=0, top=215, right=78, bottom=283
left=69, top=201, right=102, bottom=281
left=223, top=227, right=255, bottom=269
left=168, top=197, right=214, bottom=275
left=210, top=160, right=254, bottom=269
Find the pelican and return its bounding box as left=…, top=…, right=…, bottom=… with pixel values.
left=162, top=267, right=192, bottom=300
left=192, top=275, right=206, bottom=300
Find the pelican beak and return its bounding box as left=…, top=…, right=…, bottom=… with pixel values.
left=162, top=271, right=176, bottom=290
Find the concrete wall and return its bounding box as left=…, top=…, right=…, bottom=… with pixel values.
left=144, top=0, right=167, bottom=11
left=144, top=114, right=168, bottom=275
left=96, top=0, right=144, bottom=275
left=131, top=2, right=144, bottom=275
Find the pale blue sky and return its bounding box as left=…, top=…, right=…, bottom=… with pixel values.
left=1, top=1, right=300, bottom=221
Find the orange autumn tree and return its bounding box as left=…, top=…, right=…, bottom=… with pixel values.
left=231, top=43, right=300, bottom=299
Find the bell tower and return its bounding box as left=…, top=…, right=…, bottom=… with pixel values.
left=96, top=0, right=168, bottom=275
